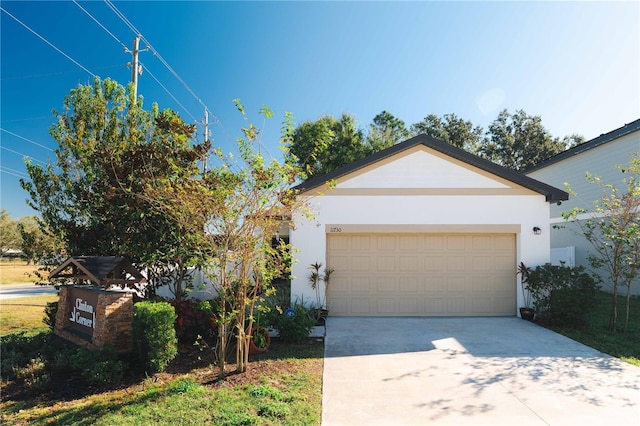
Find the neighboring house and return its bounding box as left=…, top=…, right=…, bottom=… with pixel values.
left=289, top=134, right=567, bottom=317
left=526, top=118, right=640, bottom=295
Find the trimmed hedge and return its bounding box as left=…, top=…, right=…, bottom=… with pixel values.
left=527, top=264, right=598, bottom=327
left=133, top=301, right=178, bottom=374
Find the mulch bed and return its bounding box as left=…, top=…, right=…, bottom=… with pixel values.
left=1, top=338, right=321, bottom=403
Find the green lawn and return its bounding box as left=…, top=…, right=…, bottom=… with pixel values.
left=0, top=259, right=41, bottom=285
left=1, top=340, right=323, bottom=425
left=545, top=290, right=640, bottom=367
left=0, top=294, right=57, bottom=336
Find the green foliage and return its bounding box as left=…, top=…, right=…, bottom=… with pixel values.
left=367, top=110, right=410, bottom=152
left=562, top=155, right=640, bottom=332
left=289, top=113, right=366, bottom=177
left=171, top=298, right=216, bottom=345
left=479, top=109, right=568, bottom=171
left=527, top=263, right=598, bottom=327
left=17, top=216, right=64, bottom=265
left=13, top=356, right=50, bottom=392
left=20, top=77, right=204, bottom=295
left=43, top=300, right=58, bottom=332
left=0, top=209, right=21, bottom=255
left=167, top=377, right=205, bottom=396
left=0, top=332, right=127, bottom=391
left=133, top=301, right=178, bottom=373
left=272, top=302, right=315, bottom=343
left=410, top=113, right=484, bottom=153
left=0, top=332, right=49, bottom=379
left=69, top=346, right=124, bottom=385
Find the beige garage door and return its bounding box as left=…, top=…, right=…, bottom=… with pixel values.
left=327, top=233, right=516, bottom=316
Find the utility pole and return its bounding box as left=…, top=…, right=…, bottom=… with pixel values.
left=125, top=36, right=148, bottom=102
left=202, top=108, right=209, bottom=173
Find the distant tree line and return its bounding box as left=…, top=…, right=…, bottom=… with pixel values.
left=289, top=109, right=585, bottom=177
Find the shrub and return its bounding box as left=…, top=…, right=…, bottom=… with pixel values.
left=133, top=301, right=178, bottom=374
left=527, top=263, right=598, bottom=327
left=271, top=302, right=315, bottom=343
left=43, top=301, right=58, bottom=332
left=14, top=356, right=50, bottom=392
left=69, top=346, right=124, bottom=385
left=171, top=298, right=216, bottom=345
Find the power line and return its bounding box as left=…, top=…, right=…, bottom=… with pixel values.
left=0, top=166, right=30, bottom=179
left=0, top=6, right=95, bottom=77
left=0, top=146, right=48, bottom=165
left=141, top=62, right=198, bottom=123
left=0, top=129, right=54, bottom=152
left=72, top=0, right=127, bottom=50
left=103, top=0, right=221, bottom=124
left=0, top=116, right=52, bottom=123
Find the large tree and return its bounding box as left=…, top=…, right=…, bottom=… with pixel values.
left=479, top=109, right=567, bottom=171
left=0, top=210, right=21, bottom=257
left=562, top=155, right=640, bottom=332
left=289, top=113, right=366, bottom=177
left=366, top=110, right=410, bottom=152
left=410, top=113, right=484, bottom=153
left=17, top=216, right=63, bottom=265
left=21, top=77, right=207, bottom=297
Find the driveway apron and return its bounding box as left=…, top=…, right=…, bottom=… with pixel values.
left=322, top=317, right=640, bottom=426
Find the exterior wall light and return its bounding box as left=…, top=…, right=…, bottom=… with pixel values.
left=533, top=226, right=542, bottom=235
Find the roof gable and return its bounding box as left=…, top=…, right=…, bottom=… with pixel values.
left=295, top=134, right=568, bottom=203
left=338, top=145, right=510, bottom=189
left=49, top=256, right=146, bottom=288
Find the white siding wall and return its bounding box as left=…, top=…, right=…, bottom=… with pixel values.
left=290, top=193, right=551, bottom=312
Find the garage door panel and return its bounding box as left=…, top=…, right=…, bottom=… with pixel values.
left=351, top=236, right=371, bottom=250
left=425, top=277, right=444, bottom=292
left=351, top=257, right=371, bottom=271
left=376, top=278, right=396, bottom=293
left=327, top=233, right=515, bottom=316
left=447, top=257, right=466, bottom=271
left=400, top=256, right=419, bottom=271
left=399, top=236, right=419, bottom=250
left=446, top=235, right=466, bottom=250
left=350, top=298, right=373, bottom=314
left=446, top=276, right=466, bottom=292
left=398, top=277, right=418, bottom=292
left=425, top=256, right=445, bottom=272
left=377, top=256, right=396, bottom=272
left=447, top=298, right=466, bottom=314
left=377, top=298, right=396, bottom=314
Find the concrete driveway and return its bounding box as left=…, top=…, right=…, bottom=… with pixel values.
left=322, top=317, right=640, bottom=426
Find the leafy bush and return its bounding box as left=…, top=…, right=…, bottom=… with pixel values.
left=133, top=301, right=178, bottom=374
left=43, top=301, right=58, bottom=332
left=527, top=263, right=598, bottom=327
left=69, top=346, right=124, bottom=385
left=0, top=332, right=49, bottom=379
left=170, top=298, right=216, bottom=345
left=14, top=356, right=50, bottom=392
left=271, top=302, right=315, bottom=343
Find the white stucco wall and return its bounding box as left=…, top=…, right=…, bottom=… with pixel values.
left=290, top=193, right=552, bottom=313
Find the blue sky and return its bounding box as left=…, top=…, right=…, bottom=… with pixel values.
left=1, top=1, right=639, bottom=218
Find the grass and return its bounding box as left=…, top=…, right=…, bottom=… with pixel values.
left=0, top=294, right=58, bottom=336
left=545, top=290, right=640, bottom=367
left=0, top=259, right=41, bottom=285
left=1, top=341, right=324, bottom=425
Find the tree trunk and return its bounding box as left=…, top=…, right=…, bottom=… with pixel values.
left=609, top=281, right=618, bottom=332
